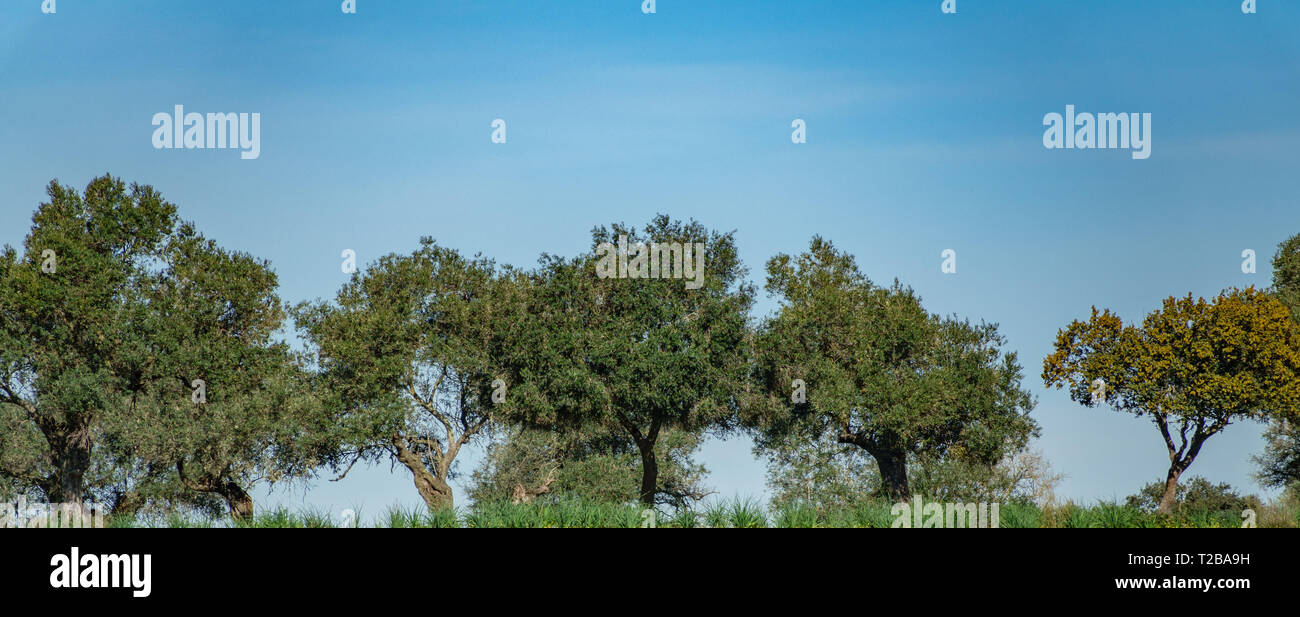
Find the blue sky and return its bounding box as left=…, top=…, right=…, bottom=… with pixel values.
left=3, top=1, right=1299, bottom=520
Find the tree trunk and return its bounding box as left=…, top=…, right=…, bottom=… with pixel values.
left=637, top=442, right=658, bottom=506
left=410, top=470, right=454, bottom=511
left=1153, top=417, right=1218, bottom=515
left=219, top=481, right=255, bottom=523
left=43, top=429, right=91, bottom=506
left=392, top=438, right=454, bottom=511
left=872, top=449, right=910, bottom=501
left=838, top=429, right=911, bottom=502
left=1157, top=466, right=1182, bottom=514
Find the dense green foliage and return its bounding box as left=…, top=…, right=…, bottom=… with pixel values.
left=295, top=238, right=523, bottom=510
left=0, top=175, right=329, bottom=520
left=1255, top=233, right=1300, bottom=490
left=1124, top=476, right=1261, bottom=515
left=5, top=175, right=1300, bottom=527
left=1271, top=232, right=1300, bottom=323
left=0, top=176, right=177, bottom=507
left=1255, top=421, right=1300, bottom=490
left=742, top=237, right=1038, bottom=500
left=489, top=216, right=754, bottom=505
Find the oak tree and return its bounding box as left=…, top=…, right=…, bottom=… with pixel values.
left=0, top=175, right=325, bottom=521
left=742, top=237, right=1038, bottom=501
left=112, top=227, right=331, bottom=521
left=1253, top=233, right=1300, bottom=489
left=491, top=216, right=753, bottom=505
left=296, top=238, right=520, bottom=510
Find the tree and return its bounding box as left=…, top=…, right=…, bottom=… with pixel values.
left=106, top=226, right=332, bottom=521
left=1125, top=476, right=1260, bottom=515
left=0, top=176, right=176, bottom=506
left=759, top=430, right=879, bottom=512
left=296, top=238, right=519, bottom=511
left=492, top=215, right=753, bottom=505
left=468, top=424, right=710, bottom=508
left=0, top=175, right=331, bottom=521
left=1255, top=420, right=1300, bottom=490
left=906, top=447, right=1062, bottom=506
left=742, top=237, right=1038, bottom=501
left=1044, top=287, right=1300, bottom=513
left=1271, top=232, right=1300, bottom=323
left=761, top=438, right=1060, bottom=512
left=1254, top=234, right=1300, bottom=489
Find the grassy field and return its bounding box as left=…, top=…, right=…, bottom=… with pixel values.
left=103, top=496, right=1300, bottom=529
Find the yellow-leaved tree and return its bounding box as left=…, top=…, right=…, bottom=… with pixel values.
left=1043, top=287, right=1300, bottom=513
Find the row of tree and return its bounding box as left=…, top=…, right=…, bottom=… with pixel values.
left=2, top=175, right=1298, bottom=519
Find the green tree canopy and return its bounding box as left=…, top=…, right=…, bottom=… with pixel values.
left=1271, top=232, right=1300, bottom=323
left=295, top=238, right=521, bottom=510
left=1255, top=233, right=1300, bottom=489
left=1255, top=420, right=1300, bottom=490
left=107, top=226, right=331, bottom=521
left=491, top=215, right=753, bottom=505
left=0, top=176, right=176, bottom=505
left=742, top=236, right=1038, bottom=500
left=0, top=175, right=325, bottom=520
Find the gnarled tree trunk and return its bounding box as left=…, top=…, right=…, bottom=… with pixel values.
left=407, top=466, right=454, bottom=511
left=392, top=435, right=455, bottom=511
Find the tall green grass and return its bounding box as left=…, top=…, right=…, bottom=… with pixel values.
left=463, top=499, right=645, bottom=528
left=99, top=495, right=1298, bottom=528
